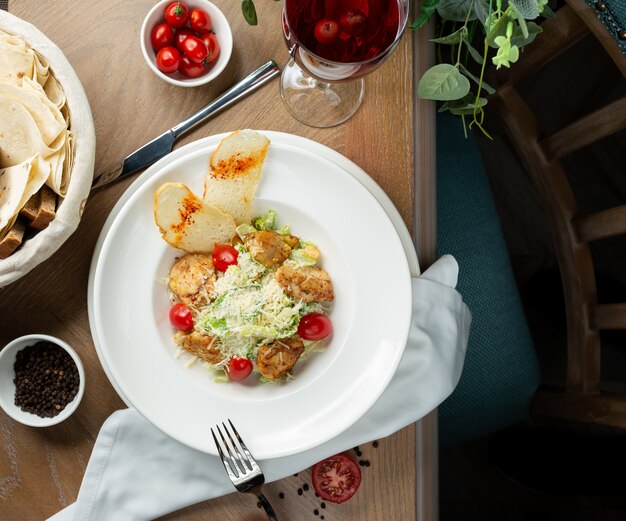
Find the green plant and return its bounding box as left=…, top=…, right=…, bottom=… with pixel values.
left=414, top=0, right=552, bottom=137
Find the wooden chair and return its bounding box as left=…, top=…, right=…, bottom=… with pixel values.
left=490, top=0, right=626, bottom=429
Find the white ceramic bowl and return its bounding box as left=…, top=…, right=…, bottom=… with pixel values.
left=0, top=334, right=85, bottom=427
left=0, top=11, right=96, bottom=288
left=140, top=0, right=233, bottom=87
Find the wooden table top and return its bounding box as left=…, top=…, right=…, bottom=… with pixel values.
left=0, top=0, right=437, bottom=519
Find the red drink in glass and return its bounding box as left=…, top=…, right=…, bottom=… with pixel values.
left=284, top=0, right=403, bottom=82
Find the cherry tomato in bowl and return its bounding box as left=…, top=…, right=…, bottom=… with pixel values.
left=298, top=313, right=333, bottom=341
left=200, top=32, right=220, bottom=63
left=178, top=55, right=205, bottom=78
left=174, top=27, right=195, bottom=53
left=212, top=244, right=239, bottom=272
left=151, top=23, right=175, bottom=51
left=312, top=453, right=362, bottom=504
left=227, top=357, right=253, bottom=381
left=169, top=303, right=194, bottom=331
left=156, top=46, right=180, bottom=74
left=189, top=8, right=212, bottom=34
left=165, top=1, right=189, bottom=28
left=181, top=35, right=208, bottom=64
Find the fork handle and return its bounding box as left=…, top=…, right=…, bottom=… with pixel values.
left=257, top=493, right=280, bottom=521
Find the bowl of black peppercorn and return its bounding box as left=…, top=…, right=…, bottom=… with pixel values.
left=0, top=334, right=85, bottom=427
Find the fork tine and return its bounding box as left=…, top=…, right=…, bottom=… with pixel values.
left=211, top=427, right=239, bottom=479
left=223, top=421, right=253, bottom=472
left=228, top=419, right=260, bottom=472
left=216, top=423, right=246, bottom=475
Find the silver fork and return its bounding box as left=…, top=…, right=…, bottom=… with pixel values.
left=211, top=420, right=280, bottom=521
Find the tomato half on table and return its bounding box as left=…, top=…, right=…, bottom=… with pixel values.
left=312, top=453, right=362, bottom=504
left=298, top=313, right=332, bottom=341
left=169, top=303, right=194, bottom=331
left=212, top=244, right=239, bottom=272
left=164, top=1, right=189, bottom=28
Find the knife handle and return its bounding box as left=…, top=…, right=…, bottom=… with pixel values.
left=171, top=60, right=281, bottom=139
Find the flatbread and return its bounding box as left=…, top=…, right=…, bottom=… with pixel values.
left=0, top=155, right=47, bottom=231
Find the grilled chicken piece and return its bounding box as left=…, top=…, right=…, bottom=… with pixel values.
left=275, top=263, right=334, bottom=303
left=169, top=253, right=216, bottom=307
left=243, top=230, right=298, bottom=268
left=257, top=337, right=305, bottom=380
left=176, top=331, right=224, bottom=364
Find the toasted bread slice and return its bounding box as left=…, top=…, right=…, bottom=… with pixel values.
left=20, top=185, right=57, bottom=230
left=203, top=130, right=270, bottom=225
left=0, top=219, right=26, bottom=259
left=154, top=182, right=235, bottom=253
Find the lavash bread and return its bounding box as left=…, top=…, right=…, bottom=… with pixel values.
left=0, top=10, right=96, bottom=287
left=203, top=130, right=270, bottom=225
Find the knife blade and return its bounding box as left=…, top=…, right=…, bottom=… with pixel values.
left=91, top=60, right=281, bottom=191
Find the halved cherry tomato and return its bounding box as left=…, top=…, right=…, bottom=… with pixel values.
left=339, top=9, right=367, bottom=35
left=189, top=8, right=212, bottom=34
left=312, top=453, right=362, bottom=504
left=151, top=23, right=175, bottom=51
left=314, top=19, right=339, bottom=44
left=164, top=2, right=189, bottom=29
left=212, top=244, right=239, bottom=272
left=156, top=46, right=180, bottom=74
left=174, top=27, right=195, bottom=53
left=169, top=303, right=193, bottom=331
left=182, top=35, right=208, bottom=64
left=178, top=55, right=205, bottom=77
left=298, top=313, right=332, bottom=341
left=227, top=357, right=253, bottom=381
left=200, top=32, right=220, bottom=63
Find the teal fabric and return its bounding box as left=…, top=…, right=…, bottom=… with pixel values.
left=585, top=0, right=626, bottom=55
left=436, top=112, right=541, bottom=446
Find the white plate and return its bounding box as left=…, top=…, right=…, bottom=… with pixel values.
left=88, top=132, right=414, bottom=459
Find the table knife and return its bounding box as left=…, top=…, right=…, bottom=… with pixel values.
left=91, top=60, right=281, bottom=191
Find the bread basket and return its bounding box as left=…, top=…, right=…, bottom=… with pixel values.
left=0, top=10, right=95, bottom=287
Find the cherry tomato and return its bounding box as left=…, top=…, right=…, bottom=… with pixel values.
left=178, top=55, right=206, bottom=77
left=189, top=8, right=212, bottom=34
left=227, top=357, right=253, bottom=381
left=164, top=2, right=189, bottom=29
left=212, top=244, right=239, bottom=272
left=200, top=32, right=220, bottom=63
left=182, top=35, right=208, bottom=64
left=298, top=313, right=332, bottom=341
left=314, top=19, right=339, bottom=44
left=156, top=46, right=180, bottom=74
left=312, top=453, right=362, bottom=504
left=151, top=23, right=175, bottom=51
left=339, top=9, right=367, bottom=35
left=169, top=303, right=193, bottom=331
left=174, top=27, right=195, bottom=53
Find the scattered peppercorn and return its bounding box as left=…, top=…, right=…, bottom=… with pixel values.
left=303, top=483, right=309, bottom=492
left=279, top=492, right=285, bottom=499
left=359, top=460, right=366, bottom=466
left=314, top=509, right=319, bottom=516
left=373, top=441, right=379, bottom=448
left=293, top=473, right=299, bottom=477
left=297, top=488, right=303, bottom=496
left=321, top=516, right=324, bottom=520
left=321, top=502, right=326, bottom=509
left=256, top=501, right=262, bottom=508
left=13, top=341, right=79, bottom=418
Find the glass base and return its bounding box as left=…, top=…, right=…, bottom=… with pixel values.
left=280, top=59, right=365, bottom=128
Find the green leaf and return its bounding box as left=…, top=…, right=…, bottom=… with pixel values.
left=473, top=0, right=490, bottom=24
left=447, top=95, right=488, bottom=115
left=459, top=64, right=495, bottom=94
left=411, top=0, right=440, bottom=29
left=461, top=33, right=485, bottom=64
left=417, top=64, right=471, bottom=101
left=437, top=0, right=477, bottom=22
left=542, top=5, right=555, bottom=18
left=242, top=0, right=258, bottom=26
left=430, top=26, right=467, bottom=45
left=485, top=14, right=509, bottom=47
left=509, top=0, right=539, bottom=20
left=511, top=22, right=542, bottom=46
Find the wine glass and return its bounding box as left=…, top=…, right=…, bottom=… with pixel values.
left=281, top=0, right=410, bottom=128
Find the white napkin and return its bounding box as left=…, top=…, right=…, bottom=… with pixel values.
left=49, top=254, right=471, bottom=521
